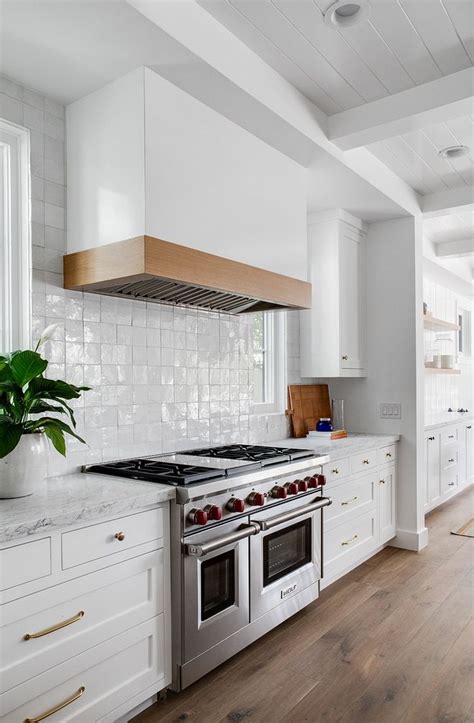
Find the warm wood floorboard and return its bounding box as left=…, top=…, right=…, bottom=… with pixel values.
left=133, top=487, right=474, bottom=723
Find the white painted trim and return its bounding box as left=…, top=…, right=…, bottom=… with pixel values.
left=307, top=208, right=367, bottom=233
left=0, top=119, right=31, bottom=352
left=329, top=68, right=474, bottom=150
left=251, top=312, right=287, bottom=416
left=391, top=526, right=429, bottom=552
left=421, top=185, right=474, bottom=218
left=423, top=258, right=473, bottom=299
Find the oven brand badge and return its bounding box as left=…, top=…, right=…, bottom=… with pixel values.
left=281, top=582, right=298, bottom=600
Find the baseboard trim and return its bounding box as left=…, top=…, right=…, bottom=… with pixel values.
left=321, top=543, right=386, bottom=590
left=391, top=526, right=429, bottom=551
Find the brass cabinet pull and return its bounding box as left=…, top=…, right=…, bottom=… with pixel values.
left=428, top=436, right=435, bottom=441
left=114, top=531, right=125, bottom=541
left=379, top=479, right=386, bottom=485
left=332, top=468, right=339, bottom=474
left=363, top=459, right=370, bottom=464
left=341, top=496, right=358, bottom=506
left=342, top=355, right=348, bottom=361
left=448, top=458, right=455, bottom=463
left=448, top=482, right=456, bottom=487
left=385, top=452, right=392, bottom=458
left=341, top=534, right=358, bottom=546
left=448, top=435, right=455, bottom=439
left=24, top=686, right=85, bottom=722
left=24, top=611, right=84, bottom=641
left=467, top=426, right=472, bottom=430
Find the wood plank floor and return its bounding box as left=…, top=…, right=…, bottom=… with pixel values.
left=133, top=487, right=474, bottom=723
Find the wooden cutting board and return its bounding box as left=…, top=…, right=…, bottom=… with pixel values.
left=286, top=384, right=331, bottom=438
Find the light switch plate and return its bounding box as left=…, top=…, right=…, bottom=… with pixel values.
left=380, top=403, right=401, bottom=419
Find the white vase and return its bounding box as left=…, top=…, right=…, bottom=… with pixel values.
left=0, top=433, right=48, bottom=498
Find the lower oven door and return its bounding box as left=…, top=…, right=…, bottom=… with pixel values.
left=249, top=495, right=329, bottom=621
left=183, top=518, right=258, bottom=662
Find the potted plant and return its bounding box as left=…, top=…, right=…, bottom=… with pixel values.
left=0, top=326, right=90, bottom=498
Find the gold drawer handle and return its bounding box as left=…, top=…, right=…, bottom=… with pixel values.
left=385, top=452, right=392, bottom=458
left=332, top=468, right=339, bottom=474
left=448, top=435, right=455, bottom=439
left=341, top=534, right=358, bottom=546
left=379, top=479, right=385, bottom=485
left=114, top=531, right=125, bottom=541
left=341, top=496, right=358, bottom=506
left=24, top=611, right=84, bottom=640
left=24, top=686, right=85, bottom=723
left=342, top=355, right=348, bottom=361
left=362, top=459, right=370, bottom=465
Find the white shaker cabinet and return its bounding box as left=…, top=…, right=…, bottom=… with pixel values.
left=300, top=210, right=366, bottom=377
left=424, top=420, right=473, bottom=513
left=378, top=465, right=396, bottom=544
left=425, top=432, right=441, bottom=509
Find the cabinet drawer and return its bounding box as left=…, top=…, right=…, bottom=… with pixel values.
left=324, top=511, right=377, bottom=581
left=1, top=550, right=163, bottom=693
left=323, top=458, right=351, bottom=484
left=441, top=427, right=458, bottom=446
left=441, top=468, right=458, bottom=493
left=325, top=474, right=376, bottom=531
left=61, top=508, right=163, bottom=569
left=0, top=538, right=51, bottom=592
left=1, top=616, right=165, bottom=722
left=441, top=448, right=458, bottom=470
left=377, top=445, right=397, bottom=466
left=350, top=450, right=377, bottom=475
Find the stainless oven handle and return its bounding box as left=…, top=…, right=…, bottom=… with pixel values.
left=258, top=497, right=332, bottom=531
left=185, top=522, right=261, bottom=557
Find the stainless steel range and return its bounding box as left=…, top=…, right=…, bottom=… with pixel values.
left=86, top=444, right=331, bottom=691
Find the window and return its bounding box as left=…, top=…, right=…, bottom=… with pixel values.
left=252, top=311, right=286, bottom=414
left=0, top=120, right=30, bottom=352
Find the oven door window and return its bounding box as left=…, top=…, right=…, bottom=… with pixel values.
left=263, top=519, right=311, bottom=587
left=201, top=550, right=235, bottom=621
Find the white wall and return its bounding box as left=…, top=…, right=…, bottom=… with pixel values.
left=328, top=217, right=427, bottom=551
left=67, top=66, right=308, bottom=280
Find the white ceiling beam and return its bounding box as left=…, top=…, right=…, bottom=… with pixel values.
left=435, top=238, right=474, bottom=258
left=421, top=185, right=474, bottom=218
left=329, top=68, right=474, bottom=151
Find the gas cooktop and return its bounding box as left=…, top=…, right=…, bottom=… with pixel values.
left=85, top=444, right=315, bottom=485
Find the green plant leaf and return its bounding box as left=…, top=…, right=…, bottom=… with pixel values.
left=0, top=421, right=22, bottom=458
left=9, top=351, right=48, bottom=387
left=26, top=417, right=86, bottom=445
left=28, top=377, right=90, bottom=400
left=43, top=425, right=66, bottom=456
left=28, top=401, right=67, bottom=417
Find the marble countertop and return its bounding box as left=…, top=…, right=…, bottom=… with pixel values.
left=0, top=473, right=175, bottom=544
left=274, top=433, right=400, bottom=463
left=425, top=413, right=472, bottom=431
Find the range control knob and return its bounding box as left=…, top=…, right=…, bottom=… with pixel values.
left=270, top=485, right=288, bottom=499
left=285, top=481, right=299, bottom=495
left=204, top=504, right=222, bottom=521
left=318, top=474, right=327, bottom=486
left=306, top=475, right=319, bottom=488
left=247, top=491, right=265, bottom=506
left=298, top=479, right=309, bottom=492
left=227, top=497, right=245, bottom=513
left=188, top=508, right=208, bottom=526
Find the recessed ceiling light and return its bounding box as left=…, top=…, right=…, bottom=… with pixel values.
left=324, top=0, right=371, bottom=28
left=438, top=145, right=470, bottom=160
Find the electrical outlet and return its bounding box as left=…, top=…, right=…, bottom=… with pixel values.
left=380, top=403, right=401, bottom=419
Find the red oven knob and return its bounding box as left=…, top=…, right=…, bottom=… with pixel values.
left=270, top=485, right=287, bottom=499
left=298, top=479, right=308, bottom=492
left=188, top=508, right=208, bottom=526
left=247, top=491, right=265, bottom=506
left=227, top=497, right=245, bottom=513
left=285, top=481, right=299, bottom=495
left=204, top=504, right=222, bottom=521
left=306, top=475, right=319, bottom=488
left=318, top=474, right=326, bottom=486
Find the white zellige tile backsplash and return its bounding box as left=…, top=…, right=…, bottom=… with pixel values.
left=1, top=75, right=296, bottom=477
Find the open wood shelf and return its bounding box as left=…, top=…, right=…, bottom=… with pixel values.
left=423, top=315, right=460, bottom=332
left=425, top=366, right=461, bottom=375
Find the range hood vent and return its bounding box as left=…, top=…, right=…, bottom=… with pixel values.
left=64, top=236, right=311, bottom=314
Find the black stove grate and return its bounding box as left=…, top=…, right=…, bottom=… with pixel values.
left=86, top=458, right=226, bottom=485
left=183, top=444, right=314, bottom=466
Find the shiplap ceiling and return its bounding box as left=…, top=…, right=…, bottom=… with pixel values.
left=424, top=208, right=474, bottom=243
left=368, top=115, right=474, bottom=195
left=198, top=0, right=473, bottom=115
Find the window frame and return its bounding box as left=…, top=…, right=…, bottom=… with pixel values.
left=251, top=311, right=287, bottom=415
left=0, top=119, right=31, bottom=353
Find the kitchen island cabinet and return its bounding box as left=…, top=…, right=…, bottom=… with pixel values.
left=424, top=417, right=473, bottom=513
left=0, top=474, right=174, bottom=722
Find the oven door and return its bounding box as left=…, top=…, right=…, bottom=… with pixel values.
left=183, top=518, right=259, bottom=662
left=249, top=495, right=330, bottom=621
